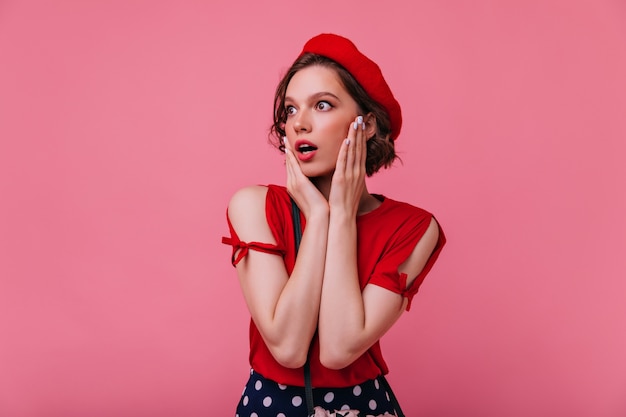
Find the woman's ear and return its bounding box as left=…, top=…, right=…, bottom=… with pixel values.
left=363, top=113, right=378, bottom=140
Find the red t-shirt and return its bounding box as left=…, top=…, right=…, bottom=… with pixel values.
left=223, top=184, right=445, bottom=387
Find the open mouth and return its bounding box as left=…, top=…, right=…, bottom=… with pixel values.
left=298, top=144, right=318, bottom=154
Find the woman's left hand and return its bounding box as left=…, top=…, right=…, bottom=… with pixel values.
left=328, top=116, right=367, bottom=218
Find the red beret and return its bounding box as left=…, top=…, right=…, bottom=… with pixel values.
left=299, top=33, right=403, bottom=140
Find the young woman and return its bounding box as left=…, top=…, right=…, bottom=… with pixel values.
left=223, top=33, right=446, bottom=417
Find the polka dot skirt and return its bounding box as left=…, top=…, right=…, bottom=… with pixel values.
left=235, top=369, right=396, bottom=417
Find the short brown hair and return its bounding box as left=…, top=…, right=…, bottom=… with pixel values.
left=270, top=53, right=399, bottom=176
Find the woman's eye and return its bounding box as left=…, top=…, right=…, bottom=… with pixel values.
left=316, top=101, right=332, bottom=111
left=285, top=106, right=297, bottom=116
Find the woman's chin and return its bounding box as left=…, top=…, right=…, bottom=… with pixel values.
left=303, top=169, right=335, bottom=181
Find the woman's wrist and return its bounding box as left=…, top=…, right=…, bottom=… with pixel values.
left=329, top=204, right=358, bottom=222
left=328, top=209, right=357, bottom=229
left=305, top=206, right=330, bottom=225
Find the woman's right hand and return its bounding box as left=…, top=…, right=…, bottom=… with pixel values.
left=284, top=136, right=329, bottom=220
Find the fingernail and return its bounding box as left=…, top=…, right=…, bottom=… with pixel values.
left=353, top=122, right=358, bottom=130
left=357, top=116, right=363, bottom=124
left=345, top=138, right=351, bottom=145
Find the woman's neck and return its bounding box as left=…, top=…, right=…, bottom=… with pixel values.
left=310, top=176, right=381, bottom=216
left=310, top=176, right=333, bottom=200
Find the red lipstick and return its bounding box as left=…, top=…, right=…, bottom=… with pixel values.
left=295, top=139, right=318, bottom=162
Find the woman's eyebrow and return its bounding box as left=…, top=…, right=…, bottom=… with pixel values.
left=285, top=91, right=341, bottom=103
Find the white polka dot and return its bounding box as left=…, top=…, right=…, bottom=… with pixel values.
left=263, top=396, right=272, bottom=407
left=255, top=380, right=263, bottom=390
left=374, top=379, right=380, bottom=389
left=386, top=392, right=390, bottom=401
left=277, top=414, right=286, bottom=417
left=251, top=413, right=258, bottom=417
left=243, top=396, right=249, bottom=406
left=292, top=395, right=303, bottom=407
left=353, top=385, right=362, bottom=396
left=369, top=399, right=377, bottom=410
left=341, top=404, right=350, bottom=410
left=323, top=392, right=335, bottom=403
left=278, top=384, right=287, bottom=390
left=242, top=386, right=246, bottom=395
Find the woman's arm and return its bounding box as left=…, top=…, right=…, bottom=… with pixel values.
left=318, top=215, right=440, bottom=369
left=228, top=185, right=329, bottom=368
left=318, top=116, right=441, bottom=369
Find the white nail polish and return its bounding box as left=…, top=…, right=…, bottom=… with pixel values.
left=353, top=122, right=358, bottom=130
left=357, top=116, right=363, bottom=124
left=345, top=138, right=351, bottom=145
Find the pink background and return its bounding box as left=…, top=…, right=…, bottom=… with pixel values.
left=1, top=1, right=625, bottom=416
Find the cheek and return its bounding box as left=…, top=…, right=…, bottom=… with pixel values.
left=318, top=115, right=351, bottom=138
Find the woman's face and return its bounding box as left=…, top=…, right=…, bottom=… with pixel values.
left=284, top=65, right=360, bottom=178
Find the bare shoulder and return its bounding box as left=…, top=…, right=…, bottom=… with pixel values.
left=227, top=185, right=274, bottom=243
left=399, top=217, right=440, bottom=283
left=420, top=217, right=440, bottom=250
left=228, top=185, right=268, bottom=215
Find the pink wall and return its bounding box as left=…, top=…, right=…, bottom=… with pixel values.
left=1, top=1, right=625, bottom=416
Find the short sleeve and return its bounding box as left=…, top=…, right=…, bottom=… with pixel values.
left=221, top=234, right=286, bottom=266
left=367, top=215, right=445, bottom=311
left=221, top=185, right=290, bottom=267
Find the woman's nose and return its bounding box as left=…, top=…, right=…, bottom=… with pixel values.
left=293, top=110, right=311, bottom=132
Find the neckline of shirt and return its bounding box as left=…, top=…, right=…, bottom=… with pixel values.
left=357, top=194, right=388, bottom=221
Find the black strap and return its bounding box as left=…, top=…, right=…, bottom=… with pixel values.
left=290, top=199, right=314, bottom=416
left=303, top=359, right=314, bottom=416
left=290, top=198, right=302, bottom=253
left=290, top=198, right=404, bottom=417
